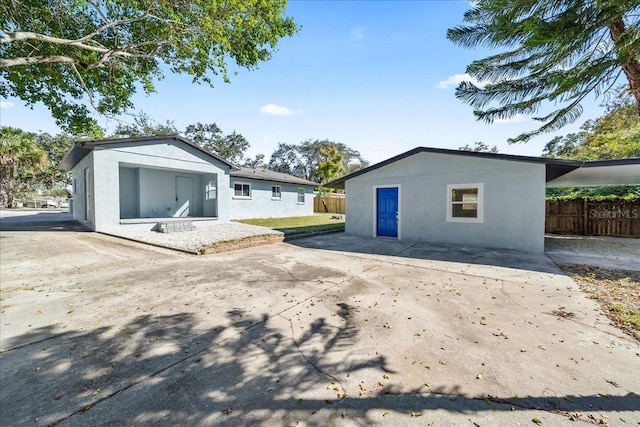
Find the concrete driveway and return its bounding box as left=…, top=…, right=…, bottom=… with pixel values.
left=1, top=212, right=638, bottom=426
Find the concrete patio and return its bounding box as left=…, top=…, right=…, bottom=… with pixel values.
left=1, top=211, right=638, bottom=426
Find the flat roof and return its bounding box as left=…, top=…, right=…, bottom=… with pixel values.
left=546, top=158, right=640, bottom=187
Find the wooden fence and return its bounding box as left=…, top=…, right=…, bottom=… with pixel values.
left=545, top=200, right=640, bottom=237
left=314, top=196, right=345, bottom=214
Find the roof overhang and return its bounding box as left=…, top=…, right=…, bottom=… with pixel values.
left=546, top=159, right=640, bottom=187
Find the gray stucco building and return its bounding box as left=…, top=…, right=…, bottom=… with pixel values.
left=327, top=147, right=640, bottom=253
left=60, top=135, right=316, bottom=232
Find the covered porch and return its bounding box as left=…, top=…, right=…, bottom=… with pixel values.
left=118, top=163, right=220, bottom=230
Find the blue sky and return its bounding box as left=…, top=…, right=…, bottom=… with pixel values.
left=0, top=0, right=608, bottom=165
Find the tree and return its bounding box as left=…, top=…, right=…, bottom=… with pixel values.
left=268, top=139, right=369, bottom=182
left=316, top=145, right=344, bottom=185
left=243, top=154, right=267, bottom=169
left=543, top=92, right=640, bottom=159
left=0, top=0, right=298, bottom=134
left=184, top=123, right=249, bottom=164
left=268, top=143, right=305, bottom=176
left=34, top=132, right=75, bottom=190
left=459, top=141, right=499, bottom=153
left=0, top=127, right=49, bottom=207
left=109, top=112, right=178, bottom=138
left=447, top=0, right=640, bottom=143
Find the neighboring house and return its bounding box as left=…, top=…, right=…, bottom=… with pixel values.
left=60, top=135, right=316, bottom=232
left=326, top=147, right=640, bottom=253
left=230, top=167, right=315, bottom=220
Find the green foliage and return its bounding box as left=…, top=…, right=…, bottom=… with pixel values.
left=268, top=139, right=368, bottom=181
left=316, top=145, right=344, bottom=185
left=110, top=113, right=178, bottom=138
left=184, top=122, right=249, bottom=164
left=34, top=132, right=75, bottom=190
left=45, top=187, right=72, bottom=199
left=0, top=127, right=49, bottom=207
left=243, top=154, right=267, bottom=168
left=546, top=185, right=640, bottom=201
left=0, top=0, right=298, bottom=134
left=543, top=92, right=640, bottom=159
left=459, top=141, right=499, bottom=153
left=447, top=0, right=640, bottom=142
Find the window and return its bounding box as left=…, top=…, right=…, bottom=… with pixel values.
left=206, top=180, right=217, bottom=200
left=446, top=183, right=483, bottom=223
left=271, top=185, right=281, bottom=200
left=297, top=188, right=305, bottom=204
left=233, top=182, right=251, bottom=199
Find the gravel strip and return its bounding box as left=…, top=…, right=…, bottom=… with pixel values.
left=110, top=222, right=283, bottom=253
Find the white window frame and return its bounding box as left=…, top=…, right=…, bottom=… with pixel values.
left=233, top=182, right=251, bottom=199
left=297, top=188, right=305, bottom=204
left=271, top=185, right=281, bottom=200
left=206, top=179, right=217, bottom=200
left=446, top=183, right=484, bottom=223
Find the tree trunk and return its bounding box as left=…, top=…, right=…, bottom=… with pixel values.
left=608, top=18, right=640, bottom=115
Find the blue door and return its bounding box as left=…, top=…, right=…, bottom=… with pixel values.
left=376, top=187, right=398, bottom=237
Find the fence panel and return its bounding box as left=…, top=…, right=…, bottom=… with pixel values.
left=545, top=200, right=640, bottom=237
left=314, top=196, right=345, bottom=214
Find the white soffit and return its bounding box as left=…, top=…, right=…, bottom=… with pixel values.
left=546, top=164, right=640, bottom=187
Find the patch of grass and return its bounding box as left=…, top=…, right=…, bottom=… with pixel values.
left=560, top=265, right=640, bottom=342
left=236, top=214, right=345, bottom=236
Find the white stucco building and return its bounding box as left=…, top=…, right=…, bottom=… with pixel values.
left=60, top=135, right=316, bottom=232
left=326, top=147, right=640, bottom=253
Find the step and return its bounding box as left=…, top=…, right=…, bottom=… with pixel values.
left=156, top=221, right=195, bottom=233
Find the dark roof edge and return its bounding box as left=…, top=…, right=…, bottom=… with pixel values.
left=325, top=147, right=583, bottom=187
left=581, top=157, right=640, bottom=167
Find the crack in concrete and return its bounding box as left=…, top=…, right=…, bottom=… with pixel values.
left=282, top=314, right=347, bottom=398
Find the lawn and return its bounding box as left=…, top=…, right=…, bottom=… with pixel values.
left=236, top=213, right=345, bottom=236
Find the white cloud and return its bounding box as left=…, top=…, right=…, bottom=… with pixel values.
left=0, top=101, right=15, bottom=109
left=495, top=114, right=526, bottom=124
left=259, top=104, right=301, bottom=117
left=435, top=73, right=484, bottom=89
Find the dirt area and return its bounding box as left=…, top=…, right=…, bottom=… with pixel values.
left=558, top=265, right=640, bottom=342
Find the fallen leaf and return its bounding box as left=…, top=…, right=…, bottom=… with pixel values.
left=476, top=373, right=483, bottom=379
left=532, top=418, right=542, bottom=425
left=410, top=411, right=423, bottom=417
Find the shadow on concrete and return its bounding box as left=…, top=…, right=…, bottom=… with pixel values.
left=287, top=233, right=563, bottom=275
left=1, top=309, right=636, bottom=425
left=0, top=211, right=90, bottom=232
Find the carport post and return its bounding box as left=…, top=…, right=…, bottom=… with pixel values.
left=583, top=198, right=588, bottom=235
